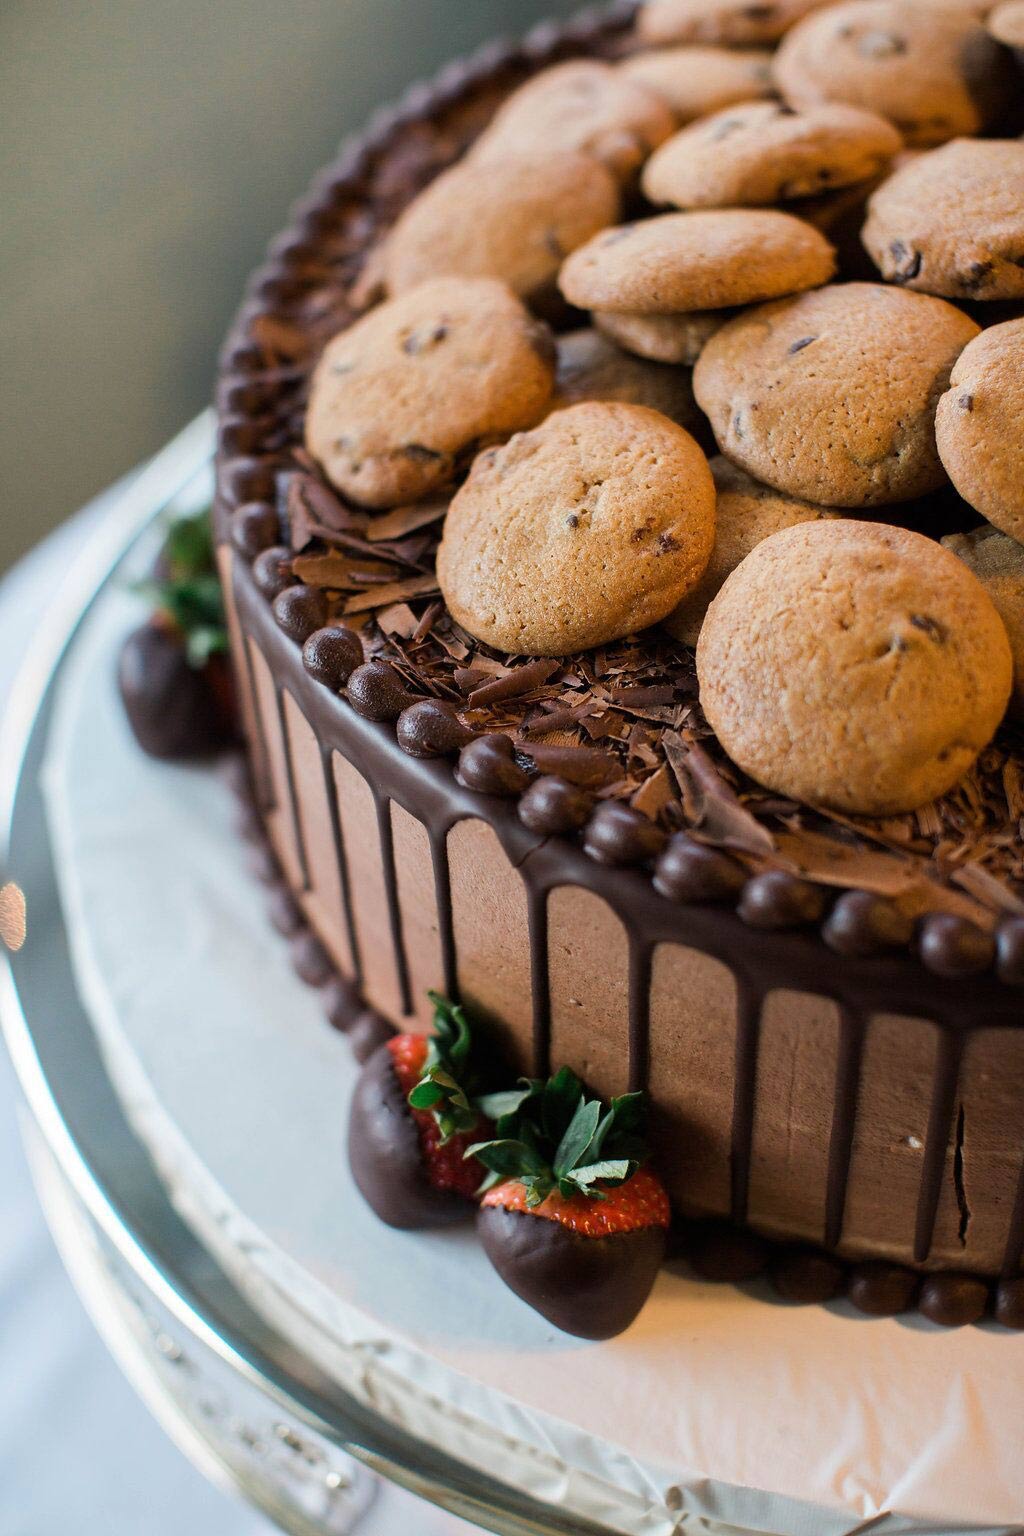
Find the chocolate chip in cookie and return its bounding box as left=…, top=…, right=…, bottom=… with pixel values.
left=697, top=519, right=1012, bottom=814
left=305, top=278, right=555, bottom=508
left=437, top=402, right=715, bottom=655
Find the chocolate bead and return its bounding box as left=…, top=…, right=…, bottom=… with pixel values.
left=219, top=417, right=264, bottom=455
left=220, top=339, right=264, bottom=374
left=918, top=913, right=995, bottom=978
left=230, top=501, right=279, bottom=559
left=769, top=1247, right=844, bottom=1304
left=822, top=890, right=914, bottom=957
left=321, top=973, right=361, bottom=1033
left=738, top=870, right=827, bottom=929
left=396, top=699, right=474, bottom=758
left=290, top=931, right=333, bottom=988
left=996, top=917, right=1024, bottom=987
left=653, top=835, right=746, bottom=904
left=302, top=626, right=363, bottom=690
left=918, top=1273, right=988, bottom=1327
left=346, top=661, right=413, bottom=723
left=846, top=1261, right=918, bottom=1316
left=252, top=545, right=295, bottom=600
left=220, top=454, right=277, bottom=505
left=583, top=803, right=666, bottom=867
left=456, top=734, right=530, bottom=796
left=689, top=1223, right=768, bottom=1283
left=273, top=583, right=328, bottom=644
left=267, top=884, right=302, bottom=937
left=994, top=1276, right=1024, bottom=1329
left=348, top=1009, right=396, bottom=1064
left=518, top=776, right=594, bottom=835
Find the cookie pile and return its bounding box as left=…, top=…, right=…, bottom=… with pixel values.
left=304, top=0, right=1024, bottom=818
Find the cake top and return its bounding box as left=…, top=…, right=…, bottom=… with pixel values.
left=216, top=0, right=1024, bottom=984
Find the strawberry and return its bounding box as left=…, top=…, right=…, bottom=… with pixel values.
left=348, top=993, right=490, bottom=1229
left=468, top=1069, right=670, bottom=1338
left=120, top=509, right=237, bottom=758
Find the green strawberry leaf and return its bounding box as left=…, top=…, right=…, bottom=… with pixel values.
left=134, top=510, right=228, bottom=670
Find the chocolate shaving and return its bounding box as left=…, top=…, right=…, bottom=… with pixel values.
left=376, top=602, right=420, bottom=639
left=366, top=500, right=449, bottom=542
left=773, top=828, right=920, bottom=895
left=666, top=736, right=776, bottom=857
left=520, top=742, right=622, bottom=788
left=631, top=764, right=675, bottom=820
left=951, top=862, right=1024, bottom=916
left=292, top=551, right=399, bottom=589
left=411, top=600, right=444, bottom=645
left=467, top=658, right=560, bottom=708
left=343, top=574, right=440, bottom=614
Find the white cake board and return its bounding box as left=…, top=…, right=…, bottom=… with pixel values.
left=41, top=566, right=1024, bottom=1536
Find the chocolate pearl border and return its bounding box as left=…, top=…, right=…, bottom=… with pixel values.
left=213, top=0, right=1023, bottom=995
left=222, top=754, right=1024, bottom=1326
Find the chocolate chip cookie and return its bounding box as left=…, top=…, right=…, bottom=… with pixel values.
left=376, top=152, right=619, bottom=305
left=305, top=278, right=555, bottom=508
left=642, top=100, right=902, bottom=209
left=637, top=0, right=835, bottom=46
left=664, top=457, right=841, bottom=645
left=935, top=318, right=1024, bottom=541
left=773, top=0, right=1012, bottom=146
left=618, top=46, right=773, bottom=123
left=697, top=519, right=1013, bottom=814
left=436, top=402, right=715, bottom=655
left=943, top=526, right=1024, bottom=714
left=469, top=60, right=675, bottom=182
left=558, top=210, right=836, bottom=313
left=862, top=140, right=1024, bottom=300
left=552, top=328, right=702, bottom=432
left=693, top=282, right=980, bottom=505
left=989, top=0, right=1024, bottom=47
left=594, top=309, right=730, bottom=365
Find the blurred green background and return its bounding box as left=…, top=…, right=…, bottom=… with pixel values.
left=0, top=0, right=583, bottom=574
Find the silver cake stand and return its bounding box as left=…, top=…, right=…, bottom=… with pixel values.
left=0, top=416, right=623, bottom=1536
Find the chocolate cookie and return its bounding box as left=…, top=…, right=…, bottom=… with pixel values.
left=637, top=0, right=835, bottom=46
left=552, top=328, right=702, bottom=432
left=934, top=318, right=1024, bottom=541
left=469, top=60, right=675, bottom=182
left=697, top=519, right=1013, bottom=815
left=594, top=309, right=730, bottom=365
left=693, top=282, right=980, bottom=505
left=374, top=152, right=619, bottom=305
left=642, top=100, right=902, bottom=209
left=558, top=210, right=836, bottom=313
left=618, top=46, right=773, bottom=123
left=862, top=140, right=1024, bottom=300
left=305, top=278, right=555, bottom=508
left=943, top=526, right=1024, bottom=714
left=436, top=402, right=715, bottom=655
left=663, top=457, right=841, bottom=645
left=773, top=0, right=1012, bottom=147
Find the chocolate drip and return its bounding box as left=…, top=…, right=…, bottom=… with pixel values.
left=275, top=685, right=310, bottom=891
left=429, top=826, right=458, bottom=1002
left=1001, top=1149, right=1024, bottom=1278
left=914, top=1029, right=964, bottom=1264
left=371, top=789, right=413, bottom=1018
left=321, top=744, right=363, bottom=987
left=242, top=635, right=274, bottom=811
left=824, top=1007, right=865, bottom=1251
left=627, top=939, right=652, bottom=1094
left=526, top=885, right=551, bottom=1077
left=730, top=979, right=763, bottom=1224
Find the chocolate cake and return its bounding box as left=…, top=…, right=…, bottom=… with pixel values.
left=210, top=0, right=1024, bottom=1327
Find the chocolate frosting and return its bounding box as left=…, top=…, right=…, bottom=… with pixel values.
left=476, top=1203, right=666, bottom=1338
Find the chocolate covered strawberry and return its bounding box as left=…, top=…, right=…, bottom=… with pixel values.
left=348, top=993, right=490, bottom=1229
left=469, top=1070, right=669, bottom=1338
left=120, top=509, right=237, bottom=758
